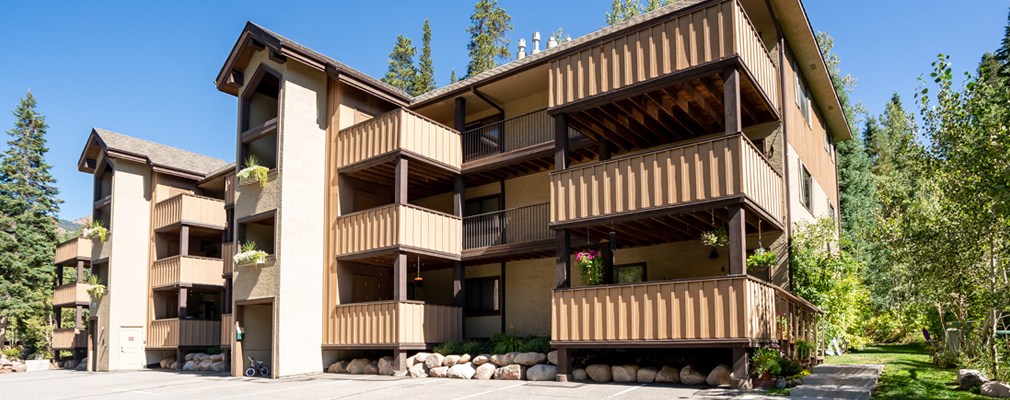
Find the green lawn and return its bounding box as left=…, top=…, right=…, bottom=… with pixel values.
left=824, top=343, right=988, bottom=400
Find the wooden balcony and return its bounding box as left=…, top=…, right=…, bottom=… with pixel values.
left=151, top=256, right=225, bottom=289
left=336, top=204, right=462, bottom=259
left=147, top=318, right=222, bottom=349
left=153, top=193, right=226, bottom=231
left=462, top=203, right=560, bottom=263
left=337, top=108, right=461, bottom=170
left=53, top=328, right=88, bottom=350
left=221, top=313, right=233, bottom=348
left=325, top=301, right=462, bottom=349
left=550, top=134, right=783, bottom=235
left=54, top=237, right=92, bottom=265
left=551, top=275, right=819, bottom=347
left=54, top=283, right=89, bottom=307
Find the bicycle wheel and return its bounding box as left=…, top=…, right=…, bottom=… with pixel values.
left=259, top=367, right=270, bottom=377
left=245, top=367, right=256, bottom=377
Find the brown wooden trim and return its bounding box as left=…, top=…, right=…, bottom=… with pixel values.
left=335, top=245, right=462, bottom=263
left=239, top=118, right=279, bottom=144
left=236, top=209, right=277, bottom=225
left=337, top=148, right=460, bottom=176
left=321, top=343, right=430, bottom=351
left=551, top=338, right=759, bottom=349
left=461, top=135, right=593, bottom=175
left=153, top=221, right=227, bottom=234
left=235, top=297, right=274, bottom=306
left=328, top=68, right=411, bottom=107
left=550, top=195, right=747, bottom=231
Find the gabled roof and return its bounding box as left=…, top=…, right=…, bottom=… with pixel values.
left=78, top=128, right=230, bottom=180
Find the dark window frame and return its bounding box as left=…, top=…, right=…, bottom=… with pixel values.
left=613, top=262, right=647, bottom=284
left=237, top=210, right=277, bottom=257
left=464, top=194, right=501, bottom=217
left=800, top=164, right=812, bottom=211
left=465, top=276, right=500, bottom=317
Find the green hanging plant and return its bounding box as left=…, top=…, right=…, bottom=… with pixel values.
left=747, top=248, right=778, bottom=271
left=576, top=249, right=604, bottom=286
left=86, top=273, right=106, bottom=299
left=237, top=155, right=269, bottom=188
left=83, top=220, right=108, bottom=243
left=233, top=240, right=268, bottom=266
left=701, top=228, right=728, bottom=247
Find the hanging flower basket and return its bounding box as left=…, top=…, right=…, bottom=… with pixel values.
left=576, top=249, right=604, bottom=286
left=237, top=155, right=269, bottom=187
left=701, top=228, right=728, bottom=247
left=234, top=240, right=268, bottom=266
left=747, top=248, right=777, bottom=271
left=83, top=221, right=108, bottom=243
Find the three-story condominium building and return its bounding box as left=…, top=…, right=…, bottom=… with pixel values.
left=76, top=128, right=234, bottom=371
left=67, top=0, right=846, bottom=387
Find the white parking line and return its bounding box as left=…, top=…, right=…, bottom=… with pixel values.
left=113, top=388, right=160, bottom=396
left=216, top=379, right=349, bottom=399
left=451, top=381, right=531, bottom=400
left=608, top=384, right=646, bottom=398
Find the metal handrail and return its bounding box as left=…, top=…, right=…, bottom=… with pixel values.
left=463, top=202, right=552, bottom=249
left=462, top=108, right=581, bottom=163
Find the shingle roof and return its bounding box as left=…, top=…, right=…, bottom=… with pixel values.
left=92, top=128, right=230, bottom=176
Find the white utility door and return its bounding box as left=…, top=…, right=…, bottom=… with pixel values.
left=119, top=327, right=144, bottom=370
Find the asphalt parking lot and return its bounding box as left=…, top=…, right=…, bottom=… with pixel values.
left=0, top=369, right=781, bottom=400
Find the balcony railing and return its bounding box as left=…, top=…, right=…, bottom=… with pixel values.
left=147, top=318, right=222, bottom=349
left=549, top=0, right=778, bottom=109
left=337, top=108, right=461, bottom=170
left=336, top=204, right=462, bottom=257
left=53, top=328, right=88, bottom=349
left=327, top=301, right=462, bottom=346
left=463, top=203, right=553, bottom=250
left=462, top=108, right=582, bottom=163
left=54, top=283, right=89, bottom=307
left=55, top=237, right=92, bottom=265
left=153, top=193, right=226, bottom=231
left=151, top=255, right=224, bottom=289
left=550, top=133, right=783, bottom=225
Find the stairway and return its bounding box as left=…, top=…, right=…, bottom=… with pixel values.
left=789, top=364, right=884, bottom=400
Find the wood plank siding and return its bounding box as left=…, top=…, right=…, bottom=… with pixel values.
left=327, top=301, right=462, bottom=346
left=549, top=0, right=777, bottom=109
left=150, top=255, right=225, bottom=289
left=337, top=108, right=461, bottom=170
left=147, top=318, right=222, bottom=349
left=53, top=283, right=89, bottom=307
left=52, top=328, right=87, bottom=349
left=550, top=134, right=782, bottom=225
left=152, top=193, right=227, bottom=231
left=221, top=313, right=233, bottom=347
left=336, top=204, right=462, bottom=257
left=54, top=237, right=92, bottom=265
left=222, top=242, right=235, bottom=275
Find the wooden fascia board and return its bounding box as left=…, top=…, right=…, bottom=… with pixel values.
left=328, top=67, right=410, bottom=107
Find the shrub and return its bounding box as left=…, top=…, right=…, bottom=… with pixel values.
left=433, top=341, right=466, bottom=355
left=2, top=348, right=21, bottom=360
left=779, top=358, right=802, bottom=377
left=523, top=336, right=551, bottom=354
left=206, top=347, right=223, bottom=355
left=490, top=330, right=525, bottom=354
left=238, top=155, right=269, bottom=187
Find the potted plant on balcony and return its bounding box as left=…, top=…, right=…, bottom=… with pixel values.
left=83, top=220, right=108, bottom=243
left=233, top=240, right=268, bottom=266
left=237, top=155, right=269, bottom=188
left=576, top=249, right=604, bottom=285
left=85, top=274, right=106, bottom=299
left=747, top=248, right=777, bottom=271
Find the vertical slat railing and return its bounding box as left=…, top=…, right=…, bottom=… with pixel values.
left=462, top=203, right=553, bottom=249
left=462, top=109, right=583, bottom=163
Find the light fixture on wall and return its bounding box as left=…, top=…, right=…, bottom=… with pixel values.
left=413, top=255, right=423, bottom=287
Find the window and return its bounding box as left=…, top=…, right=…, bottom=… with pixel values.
left=238, top=211, right=276, bottom=255
left=465, top=195, right=500, bottom=217
left=614, top=263, right=646, bottom=284
left=793, top=58, right=811, bottom=126
left=801, top=164, right=812, bottom=210
left=465, top=276, right=500, bottom=316
left=827, top=200, right=836, bottom=221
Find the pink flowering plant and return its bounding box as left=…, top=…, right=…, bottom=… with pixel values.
left=576, top=249, right=604, bottom=285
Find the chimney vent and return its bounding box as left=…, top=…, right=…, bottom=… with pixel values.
left=517, top=38, right=527, bottom=60
left=547, top=35, right=558, bottom=49
left=532, top=32, right=541, bottom=54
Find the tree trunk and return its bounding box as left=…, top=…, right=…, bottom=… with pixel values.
left=0, top=314, right=7, bottom=348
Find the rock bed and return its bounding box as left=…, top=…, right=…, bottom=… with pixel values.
left=327, top=350, right=733, bottom=386
left=159, top=353, right=228, bottom=372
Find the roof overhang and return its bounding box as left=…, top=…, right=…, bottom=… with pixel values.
left=77, top=129, right=209, bottom=180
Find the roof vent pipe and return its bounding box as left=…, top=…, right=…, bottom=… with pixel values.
left=517, top=38, right=527, bottom=60
left=531, top=32, right=541, bottom=54
left=547, top=35, right=558, bottom=49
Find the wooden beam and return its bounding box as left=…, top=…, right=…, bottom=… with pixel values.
left=660, top=88, right=712, bottom=134
left=728, top=205, right=746, bottom=275
left=394, top=156, right=408, bottom=204
left=556, top=229, right=571, bottom=288
left=554, top=114, right=570, bottom=171
left=583, top=108, right=646, bottom=149
left=393, top=252, right=407, bottom=301
left=723, top=68, right=742, bottom=134
left=455, top=97, right=466, bottom=132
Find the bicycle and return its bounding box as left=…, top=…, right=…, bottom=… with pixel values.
left=245, top=356, right=269, bottom=377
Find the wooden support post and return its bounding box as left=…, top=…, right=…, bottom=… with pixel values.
left=57, top=266, right=63, bottom=286
left=554, top=114, right=570, bottom=171
left=54, top=306, right=62, bottom=329
left=394, top=156, right=408, bottom=204
left=723, top=67, right=741, bottom=134
left=556, top=347, right=573, bottom=382
left=452, top=261, right=464, bottom=308
left=393, top=252, right=407, bottom=301
left=75, top=305, right=83, bottom=329
left=556, top=229, right=571, bottom=288
left=454, top=175, right=465, bottom=218
left=77, top=260, right=84, bottom=283
left=728, top=205, right=746, bottom=275
left=500, top=261, right=507, bottom=333
left=180, top=225, right=190, bottom=257
left=598, top=138, right=611, bottom=161
left=454, top=97, right=466, bottom=133
left=178, top=287, right=188, bottom=319
left=731, top=346, right=752, bottom=389
left=394, top=350, right=407, bottom=372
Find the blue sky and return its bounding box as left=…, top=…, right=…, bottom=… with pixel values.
left=0, top=1, right=1007, bottom=220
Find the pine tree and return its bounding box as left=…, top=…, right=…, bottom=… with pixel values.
left=550, top=27, right=570, bottom=44
left=0, top=91, right=61, bottom=354
left=993, top=7, right=1010, bottom=79
left=413, top=19, right=437, bottom=96
left=450, top=68, right=458, bottom=83
left=465, top=0, right=513, bottom=78
left=381, top=35, right=417, bottom=93
left=605, top=0, right=642, bottom=26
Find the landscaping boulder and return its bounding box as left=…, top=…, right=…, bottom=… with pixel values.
left=586, top=364, right=612, bottom=383
left=77, top=358, right=88, bottom=370
left=982, top=381, right=1010, bottom=398
left=211, top=361, right=227, bottom=372
left=183, top=361, right=197, bottom=371
left=409, top=353, right=429, bottom=368
left=363, top=360, right=379, bottom=375
left=393, top=370, right=408, bottom=377
left=328, top=360, right=349, bottom=373
left=490, top=353, right=514, bottom=366
left=612, top=365, right=639, bottom=382
left=169, top=361, right=178, bottom=370
left=429, top=366, right=449, bottom=378
left=198, top=359, right=213, bottom=371
left=513, top=352, right=547, bottom=366
left=443, top=355, right=460, bottom=367
left=185, top=353, right=195, bottom=361
left=572, top=368, right=588, bottom=381
left=775, top=377, right=788, bottom=388
left=12, top=363, right=26, bottom=373
left=706, top=364, right=732, bottom=387
left=959, top=369, right=990, bottom=390
left=458, top=354, right=471, bottom=364
left=190, top=353, right=207, bottom=362
left=472, top=354, right=491, bottom=366
left=493, top=364, right=523, bottom=380
left=655, top=366, right=680, bottom=383
left=547, top=350, right=557, bottom=365
left=474, top=363, right=495, bottom=380
left=347, top=358, right=371, bottom=374
left=211, top=354, right=225, bottom=362
left=408, top=363, right=427, bottom=378
left=680, top=365, right=706, bottom=385
left=637, top=366, right=658, bottom=383
left=378, top=357, right=394, bottom=375
left=448, top=363, right=476, bottom=379
left=425, top=354, right=445, bottom=369
left=527, top=364, right=558, bottom=381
